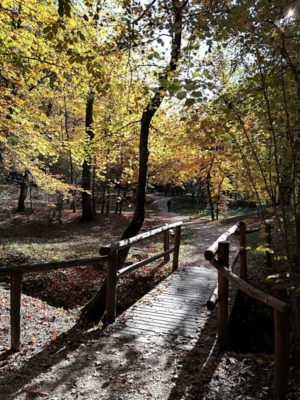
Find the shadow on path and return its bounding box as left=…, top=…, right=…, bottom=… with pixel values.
left=167, top=311, right=220, bottom=400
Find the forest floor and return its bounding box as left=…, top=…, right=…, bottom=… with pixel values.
left=0, top=194, right=299, bottom=399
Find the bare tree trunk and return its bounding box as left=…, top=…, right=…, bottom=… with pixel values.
left=101, top=183, right=106, bottom=214
left=92, top=163, right=97, bottom=215
left=206, top=171, right=215, bottom=221
left=64, top=97, right=76, bottom=213
left=81, top=88, right=95, bottom=222
left=17, top=171, right=29, bottom=212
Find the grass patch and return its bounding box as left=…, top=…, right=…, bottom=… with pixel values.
left=170, top=196, right=209, bottom=216
left=169, top=196, right=256, bottom=220
left=0, top=238, right=101, bottom=265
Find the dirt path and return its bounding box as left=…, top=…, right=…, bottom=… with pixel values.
left=148, top=194, right=237, bottom=267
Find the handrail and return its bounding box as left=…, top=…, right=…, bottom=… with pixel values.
left=0, top=256, right=106, bottom=276
left=100, top=221, right=182, bottom=255
left=117, top=248, right=175, bottom=278
left=204, top=221, right=289, bottom=398
left=4, top=221, right=182, bottom=352
left=105, top=222, right=182, bottom=322
left=209, top=258, right=288, bottom=313
left=204, top=223, right=239, bottom=261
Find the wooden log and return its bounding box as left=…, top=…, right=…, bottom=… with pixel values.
left=265, top=223, right=272, bottom=268
left=164, top=231, right=170, bottom=262
left=0, top=256, right=105, bottom=277
left=274, top=309, right=289, bottom=398
left=172, top=225, right=181, bottom=271
left=239, top=221, right=247, bottom=279
left=204, top=224, right=239, bottom=261
left=100, top=221, right=182, bottom=254
left=209, top=258, right=288, bottom=313
left=217, top=242, right=229, bottom=347
left=230, top=250, right=240, bottom=272
left=206, top=285, right=218, bottom=311
left=208, top=248, right=239, bottom=311
left=117, top=248, right=174, bottom=278
left=106, top=251, right=118, bottom=323
left=245, top=227, right=261, bottom=234
left=10, top=273, right=22, bottom=351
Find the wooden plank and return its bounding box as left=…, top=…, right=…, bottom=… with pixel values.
left=10, top=273, right=22, bottom=351
left=126, top=312, right=203, bottom=328
left=123, top=321, right=199, bottom=337
left=217, top=242, right=229, bottom=347
left=148, top=291, right=209, bottom=300
left=124, top=319, right=201, bottom=333
left=143, top=298, right=204, bottom=308
left=147, top=292, right=212, bottom=301
left=274, top=309, right=289, bottom=398
left=164, top=231, right=170, bottom=262
left=239, top=221, right=247, bottom=278
left=131, top=305, right=203, bottom=318
left=172, top=225, right=181, bottom=271
left=106, top=251, right=118, bottom=323
left=128, top=309, right=203, bottom=323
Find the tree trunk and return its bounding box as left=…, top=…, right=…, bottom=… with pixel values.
left=81, top=88, right=95, bottom=222
left=101, top=183, right=106, bottom=214
left=64, top=96, right=76, bottom=213
left=206, top=172, right=215, bottom=221
left=81, top=0, right=185, bottom=323
left=17, top=171, right=29, bottom=212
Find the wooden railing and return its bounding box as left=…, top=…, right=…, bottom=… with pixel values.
left=99, top=221, right=182, bottom=323
left=0, top=221, right=182, bottom=351
left=204, top=221, right=289, bottom=398
left=0, top=256, right=105, bottom=351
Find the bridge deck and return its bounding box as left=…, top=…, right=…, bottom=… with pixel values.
left=114, top=267, right=217, bottom=340
left=2, top=266, right=237, bottom=400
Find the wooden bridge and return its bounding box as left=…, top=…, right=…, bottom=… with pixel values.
left=0, top=220, right=290, bottom=399
left=112, top=266, right=217, bottom=340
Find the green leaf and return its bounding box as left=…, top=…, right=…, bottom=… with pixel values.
left=191, top=91, right=202, bottom=98
left=185, top=98, right=196, bottom=107
left=256, top=245, right=274, bottom=254
left=78, top=31, right=85, bottom=41
left=177, top=91, right=187, bottom=100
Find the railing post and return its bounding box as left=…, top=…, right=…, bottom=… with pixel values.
left=217, top=241, right=229, bottom=348
left=164, top=230, right=170, bottom=262
left=274, top=309, right=289, bottom=398
left=106, top=250, right=118, bottom=323
left=265, top=223, right=272, bottom=268
left=172, top=225, right=181, bottom=271
left=239, top=221, right=247, bottom=279
left=11, top=273, right=22, bottom=351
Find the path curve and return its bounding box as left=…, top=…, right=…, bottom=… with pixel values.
left=147, top=194, right=236, bottom=267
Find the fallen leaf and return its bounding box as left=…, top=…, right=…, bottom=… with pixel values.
left=51, top=331, right=57, bottom=342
